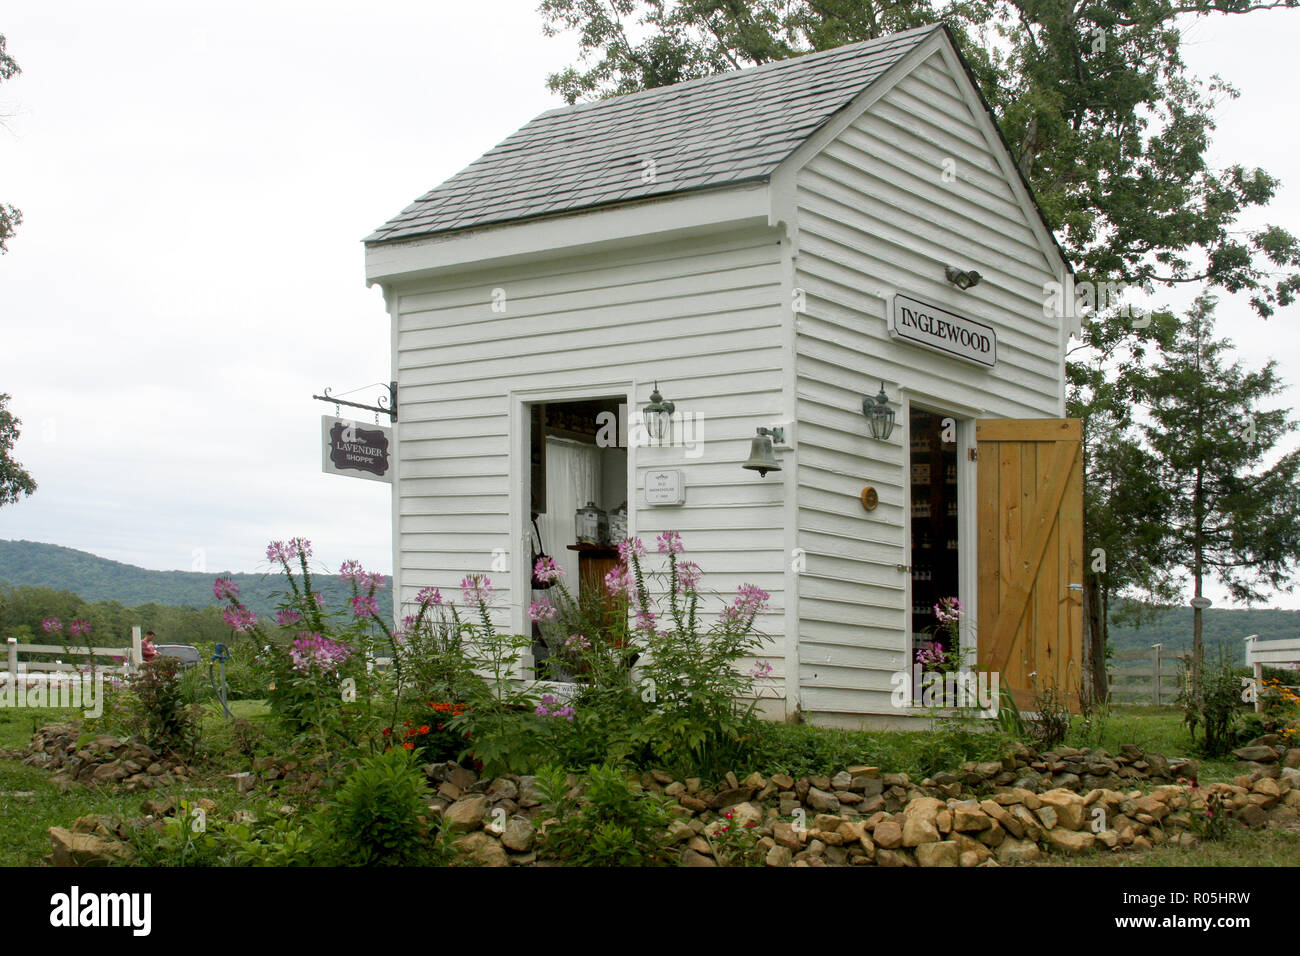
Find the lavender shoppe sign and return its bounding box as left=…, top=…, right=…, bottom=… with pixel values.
left=321, top=416, right=392, bottom=483
left=888, top=293, right=997, bottom=367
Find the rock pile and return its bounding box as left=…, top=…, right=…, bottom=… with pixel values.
left=423, top=743, right=1300, bottom=867
left=20, top=724, right=190, bottom=793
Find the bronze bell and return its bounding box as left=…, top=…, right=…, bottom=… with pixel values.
left=742, top=427, right=783, bottom=477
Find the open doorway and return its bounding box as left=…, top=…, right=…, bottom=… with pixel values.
left=909, top=408, right=961, bottom=672
left=526, top=397, right=628, bottom=674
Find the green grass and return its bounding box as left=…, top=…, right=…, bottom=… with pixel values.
left=0, top=701, right=277, bottom=866
left=1036, top=826, right=1300, bottom=867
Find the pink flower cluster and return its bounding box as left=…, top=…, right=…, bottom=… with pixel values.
left=289, top=632, right=352, bottom=673
left=677, top=560, right=702, bottom=591
left=532, top=556, right=564, bottom=584
left=460, top=574, right=492, bottom=607
left=69, top=619, right=90, bottom=638
left=267, top=538, right=312, bottom=564
left=340, top=560, right=385, bottom=590
left=915, top=641, right=947, bottom=668
left=656, top=530, right=684, bottom=554
left=617, top=537, right=647, bottom=563
left=41, top=618, right=61, bottom=635
left=720, top=584, right=770, bottom=626
left=535, top=694, right=575, bottom=722
left=416, top=586, right=444, bottom=607
left=275, top=609, right=302, bottom=627
left=604, top=564, right=636, bottom=598
left=935, top=597, right=962, bottom=626
left=528, top=599, right=558, bottom=623
left=222, top=605, right=258, bottom=633
left=213, top=577, right=239, bottom=600
left=350, top=595, right=380, bottom=619
left=564, top=633, right=590, bottom=650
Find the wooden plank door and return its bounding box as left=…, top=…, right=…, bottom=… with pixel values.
left=976, top=418, right=1083, bottom=711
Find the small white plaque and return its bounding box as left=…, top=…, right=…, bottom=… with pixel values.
left=644, top=469, right=686, bottom=506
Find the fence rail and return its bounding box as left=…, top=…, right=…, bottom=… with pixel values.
left=1107, top=644, right=1187, bottom=705
left=4, top=627, right=144, bottom=685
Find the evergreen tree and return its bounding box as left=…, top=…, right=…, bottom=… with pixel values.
left=1136, top=294, right=1300, bottom=747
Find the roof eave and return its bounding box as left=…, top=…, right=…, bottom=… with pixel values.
left=364, top=179, right=775, bottom=288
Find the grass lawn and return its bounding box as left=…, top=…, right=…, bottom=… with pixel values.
left=0, top=701, right=274, bottom=867
left=1040, top=827, right=1300, bottom=867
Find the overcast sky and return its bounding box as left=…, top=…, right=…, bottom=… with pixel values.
left=2, top=2, right=1299, bottom=609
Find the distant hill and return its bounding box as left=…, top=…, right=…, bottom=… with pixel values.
left=1106, top=598, right=1300, bottom=662
left=0, top=539, right=393, bottom=619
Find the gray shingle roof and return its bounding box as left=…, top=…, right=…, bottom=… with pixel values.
left=366, top=25, right=940, bottom=245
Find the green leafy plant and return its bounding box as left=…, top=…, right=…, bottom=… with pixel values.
left=316, top=747, right=445, bottom=866
left=534, top=763, right=673, bottom=867
left=1025, top=684, right=1072, bottom=751
left=1179, top=655, right=1245, bottom=756
left=130, top=657, right=200, bottom=756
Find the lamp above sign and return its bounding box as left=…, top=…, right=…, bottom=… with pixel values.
left=888, top=293, right=997, bottom=368
left=321, top=415, right=392, bottom=484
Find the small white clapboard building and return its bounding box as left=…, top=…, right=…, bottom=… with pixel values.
left=364, top=24, right=1085, bottom=727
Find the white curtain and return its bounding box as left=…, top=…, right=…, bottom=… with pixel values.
left=535, top=438, right=601, bottom=590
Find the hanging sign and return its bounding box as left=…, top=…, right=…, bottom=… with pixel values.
left=888, top=294, right=997, bottom=367
left=321, top=416, right=392, bottom=483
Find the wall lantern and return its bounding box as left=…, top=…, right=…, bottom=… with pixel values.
left=944, top=265, right=982, bottom=290
left=742, top=426, right=784, bottom=477
left=862, top=383, right=896, bottom=441
left=644, top=382, right=676, bottom=442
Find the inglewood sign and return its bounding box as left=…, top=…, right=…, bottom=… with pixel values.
left=888, top=293, right=997, bottom=368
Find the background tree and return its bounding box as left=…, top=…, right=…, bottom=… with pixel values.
left=0, top=393, right=36, bottom=506
left=1136, top=294, right=1300, bottom=750
left=0, top=33, right=21, bottom=253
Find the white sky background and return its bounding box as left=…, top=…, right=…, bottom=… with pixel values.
left=1, top=2, right=1299, bottom=609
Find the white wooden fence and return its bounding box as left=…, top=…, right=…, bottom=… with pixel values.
left=1244, top=633, right=1300, bottom=713
left=3, top=626, right=144, bottom=686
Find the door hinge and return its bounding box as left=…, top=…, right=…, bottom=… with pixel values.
left=967, top=448, right=978, bottom=461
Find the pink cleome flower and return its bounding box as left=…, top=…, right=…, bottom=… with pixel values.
left=350, top=595, right=380, bottom=619
left=416, top=586, right=444, bottom=607
left=41, top=618, right=62, bottom=635
left=656, top=530, right=684, bottom=555
left=617, top=537, right=647, bottom=563
left=677, top=561, right=703, bottom=591
left=213, top=577, right=240, bottom=601
left=532, top=556, right=564, bottom=584
left=460, top=574, right=492, bottom=607
left=222, top=605, right=258, bottom=633
left=604, top=564, right=637, bottom=599
left=275, top=609, right=302, bottom=627
left=69, top=619, right=91, bottom=638
left=289, top=632, right=352, bottom=673
left=528, top=599, right=558, bottom=623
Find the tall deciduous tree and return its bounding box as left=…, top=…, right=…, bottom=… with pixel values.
left=1136, top=294, right=1300, bottom=749
left=0, top=393, right=36, bottom=506
left=0, top=34, right=21, bottom=253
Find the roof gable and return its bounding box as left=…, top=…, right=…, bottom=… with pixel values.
left=365, top=24, right=939, bottom=244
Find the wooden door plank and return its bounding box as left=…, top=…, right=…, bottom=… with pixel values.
left=981, top=439, right=1079, bottom=673
left=976, top=418, right=1081, bottom=443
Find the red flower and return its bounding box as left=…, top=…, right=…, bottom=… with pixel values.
left=402, top=742, right=414, bottom=751
left=381, top=727, right=391, bottom=737
left=418, top=725, right=430, bottom=734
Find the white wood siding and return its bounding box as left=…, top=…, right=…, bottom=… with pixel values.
left=790, top=50, right=1067, bottom=720
left=392, top=227, right=791, bottom=698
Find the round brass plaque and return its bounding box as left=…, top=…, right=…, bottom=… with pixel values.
left=860, top=486, right=879, bottom=511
